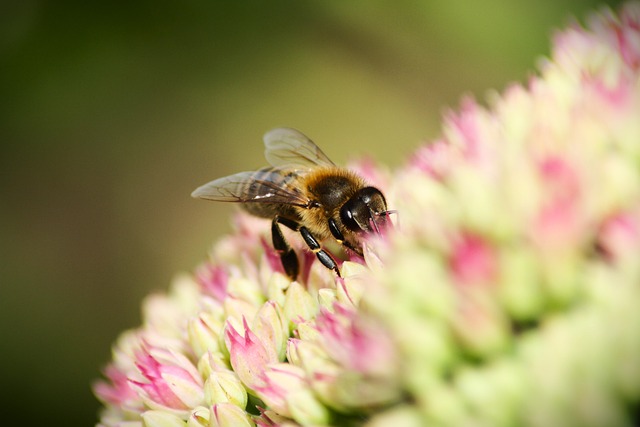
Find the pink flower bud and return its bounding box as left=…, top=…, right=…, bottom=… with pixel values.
left=255, top=363, right=332, bottom=425
left=196, top=263, right=229, bottom=303
left=410, top=139, right=455, bottom=180
left=129, top=347, right=204, bottom=413
left=315, top=304, right=396, bottom=376
left=224, top=317, right=278, bottom=391
left=448, top=232, right=498, bottom=287
left=93, top=364, right=140, bottom=409
left=598, top=210, right=640, bottom=263
left=532, top=155, right=588, bottom=252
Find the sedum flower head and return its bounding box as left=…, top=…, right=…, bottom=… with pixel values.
left=95, top=3, right=640, bottom=426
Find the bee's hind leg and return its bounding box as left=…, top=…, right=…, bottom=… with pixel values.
left=299, top=226, right=341, bottom=277
left=272, top=216, right=299, bottom=280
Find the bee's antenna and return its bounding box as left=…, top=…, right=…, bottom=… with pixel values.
left=378, top=210, right=398, bottom=231
left=370, top=209, right=399, bottom=234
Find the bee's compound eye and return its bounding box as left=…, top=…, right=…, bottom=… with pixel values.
left=340, top=187, right=387, bottom=232
left=340, top=198, right=363, bottom=232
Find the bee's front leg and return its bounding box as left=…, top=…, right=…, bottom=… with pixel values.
left=299, top=226, right=341, bottom=277
left=271, top=216, right=300, bottom=280
left=328, top=218, right=363, bottom=256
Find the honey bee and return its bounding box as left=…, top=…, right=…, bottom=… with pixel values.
left=191, top=128, right=392, bottom=279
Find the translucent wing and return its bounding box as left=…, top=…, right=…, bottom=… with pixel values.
left=191, top=169, right=310, bottom=207
left=264, top=128, right=336, bottom=168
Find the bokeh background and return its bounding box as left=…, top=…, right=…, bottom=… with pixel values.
left=0, top=0, right=623, bottom=425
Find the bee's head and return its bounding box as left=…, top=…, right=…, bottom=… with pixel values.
left=340, top=186, right=390, bottom=234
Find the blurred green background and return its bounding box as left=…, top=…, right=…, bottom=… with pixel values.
left=0, top=0, right=621, bottom=425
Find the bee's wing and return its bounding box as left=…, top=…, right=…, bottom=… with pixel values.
left=191, top=170, right=309, bottom=207
left=264, top=128, right=336, bottom=168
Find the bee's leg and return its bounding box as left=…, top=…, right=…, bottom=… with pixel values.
left=272, top=216, right=299, bottom=280
left=328, top=218, right=363, bottom=256
left=299, top=226, right=341, bottom=277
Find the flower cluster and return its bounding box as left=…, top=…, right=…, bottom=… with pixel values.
left=94, top=3, right=640, bottom=426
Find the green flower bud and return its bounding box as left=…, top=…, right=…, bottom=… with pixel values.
left=142, top=410, right=186, bottom=427
left=283, top=281, right=319, bottom=327
left=204, top=369, right=248, bottom=409
left=209, top=403, right=254, bottom=427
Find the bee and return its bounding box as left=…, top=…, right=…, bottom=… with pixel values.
left=191, top=128, right=392, bottom=279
